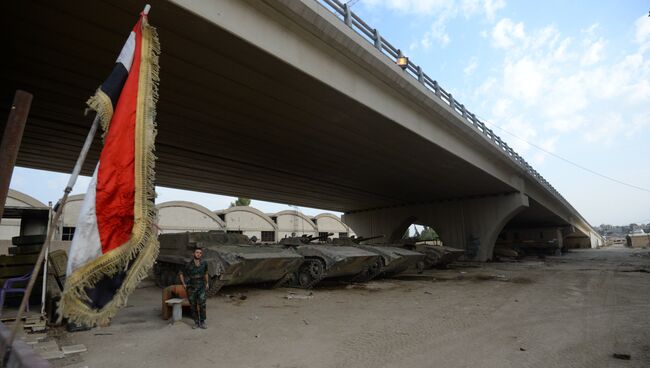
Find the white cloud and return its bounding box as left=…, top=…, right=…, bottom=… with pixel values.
left=634, top=14, right=650, bottom=46
left=462, top=0, right=505, bottom=21
left=552, top=37, right=572, bottom=62
left=482, top=0, right=505, bottom=21
left=491, top=98, right=512, bottom=117
left=474, top=12, right=650, bottom=156
left=581, top=23, right=600, bottom=37
left=503, top=57, right=544, bottom=103
left=463, top=58, right=478, bottom=76
left=544, top=116, right=585, bottom=133
left=366, top=0, right=505, bottom=19
left=543, top=74, right=588, bottom=119
left=363, top=0, right=453, bottom=15
left=583, top=113, right=624, bottom=145
left=491, top=18, right=525, bottom=49
left=528, top=25, right=560, bottom=51
left=532, top=137, right=558, bottom=164
left=627, top=113, right=650, bottom=138
left=372, top=0, right=506, bottom=48
left=498, top=117, right=537, bottom=152
left=581, top=39, right=605, bottom=66
left=419, top=16, right=452, bottom=48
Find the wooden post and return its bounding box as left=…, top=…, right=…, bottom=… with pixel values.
left=0, top=90, right=33, bottom=221
left=3, top=114, right=101, bottom=363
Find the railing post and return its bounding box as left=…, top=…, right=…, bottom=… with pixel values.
left=343, top=4, right=352, bottom=28
left=417, top=66, right=424, bottom=83
left=433, top=81, right=441, bottom=97
left=460, top=104, right=466, bottom=118
left=448, top=93, right=454, bottom=109
left=373, top=29, right=381, bottom=49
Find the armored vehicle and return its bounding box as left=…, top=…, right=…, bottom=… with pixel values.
left=278, top=234, right=382, bottom=288
left=154, top=231, right=304, bottom=296
left=399, top=239, right=465, bottom=269
left=332, top=236, right=425, bottom=277
left=494, top=239, right=561, bottom=258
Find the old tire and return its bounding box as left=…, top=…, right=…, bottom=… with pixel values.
left=297, top=258, right=325, bottom=289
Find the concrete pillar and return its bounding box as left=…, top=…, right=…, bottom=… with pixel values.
left=343, top=192, right=529, bottom=261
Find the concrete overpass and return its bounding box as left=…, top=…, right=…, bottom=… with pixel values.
left=0, top=0, right=602, bottom=260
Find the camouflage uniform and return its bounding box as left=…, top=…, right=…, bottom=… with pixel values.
left=182, top=260, right=208, bottom=324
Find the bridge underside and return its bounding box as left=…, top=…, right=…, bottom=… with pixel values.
left=1, top=0, right=594, bottom=255
left=2, top=0, right=515, bottom=212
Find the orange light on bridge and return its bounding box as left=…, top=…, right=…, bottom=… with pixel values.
left=396, top=52, right=408, bottom=70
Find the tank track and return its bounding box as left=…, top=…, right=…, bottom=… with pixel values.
left=350, top=258, right=383, bottom=283
left=206, top=277, right=225, bottom=297
left=270, top=273, right=294, bottom=289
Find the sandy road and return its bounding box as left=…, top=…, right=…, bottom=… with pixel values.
left=52, top=246, right=650, bottom=368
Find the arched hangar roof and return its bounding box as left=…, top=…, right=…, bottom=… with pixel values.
left=157, top=200, right=226, bottom=227
left=218, top=206, right=278, bottom=229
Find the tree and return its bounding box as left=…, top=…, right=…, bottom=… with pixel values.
left=229, top=197, right=251, bottom=207
left=419, top=226, right=439, bottom=241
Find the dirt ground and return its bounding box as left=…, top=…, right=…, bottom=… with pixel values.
left=49, top=245, right=649, bottom=368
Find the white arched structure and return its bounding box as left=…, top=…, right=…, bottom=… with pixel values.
left=58, top=193, right=86, bottom=240
left=156, top=201, right=225, bottom=234
left=273, top=210, right=318, bottom=239
left=5, top=189, right=46, bottom=208
left=217, top=206, right=278, bottom=242
left=1, top=189, right=48, bottom=240
left=313, top=213, right=355, bottom=239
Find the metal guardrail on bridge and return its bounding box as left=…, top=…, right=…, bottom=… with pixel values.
left=315, top=0, right=569, bottom=206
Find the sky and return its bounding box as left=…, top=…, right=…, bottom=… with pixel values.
left=8, top=0, right=650, bottom=226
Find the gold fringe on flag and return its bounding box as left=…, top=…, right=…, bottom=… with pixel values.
left=58, top=17, right=160, bottom=327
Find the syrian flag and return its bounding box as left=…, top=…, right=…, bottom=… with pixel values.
left=59, top=7, right=160, bottom=326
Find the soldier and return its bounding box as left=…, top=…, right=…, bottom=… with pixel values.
left=179, top=247, right=209, bottom=329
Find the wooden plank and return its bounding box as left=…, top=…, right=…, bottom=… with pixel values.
left=0, top=254, right=40, bottom=266
left=0, top=265, right=34, bottom=278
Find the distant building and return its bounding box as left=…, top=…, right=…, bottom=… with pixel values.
left=157, top=201, right=225, bottom=233
left=273, top=210, right=319, bottom=239
left=216, top=206, right=278, bottom=242
left=626, top=229, right=650, bottom=248
left=1, top=189, right=48, bottom=240
left=59, top=194, right=85, bottom=241
left=312, top=213, right=352, bottom=239
left=44, top=193, right=354, bottom=243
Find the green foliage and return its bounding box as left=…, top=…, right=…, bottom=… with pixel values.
left=419, top=226, right=439, bottom=241
left=229, top=197, right=251, bottom=207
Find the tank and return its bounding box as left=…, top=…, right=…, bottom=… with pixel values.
left=398, top=239, right=466, bottom=269
left=494, top=239, right=561, bottom=257
left=278, top=234, right=382, bottom=288
left=154, top=231, right=304, bottom=296
left=332, top=236, right=425, bottom=277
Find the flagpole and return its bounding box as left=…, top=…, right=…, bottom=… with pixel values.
left=3, top=113, right=101, bottom=360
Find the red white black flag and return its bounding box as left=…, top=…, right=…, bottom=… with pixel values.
left=59, top=8, right=160, bottom=326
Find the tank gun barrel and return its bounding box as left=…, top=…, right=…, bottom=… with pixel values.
left=353, top=235, right=384, bottom=244
left=307, top=232, right=334, bottom=243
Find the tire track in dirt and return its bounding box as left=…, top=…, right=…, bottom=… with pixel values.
left=331, top=263, right=649, bottom=368
left=331, top=280, right=520, bottom=368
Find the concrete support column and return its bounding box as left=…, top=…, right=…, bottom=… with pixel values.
left=343, top=192, right=529, bottom=261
